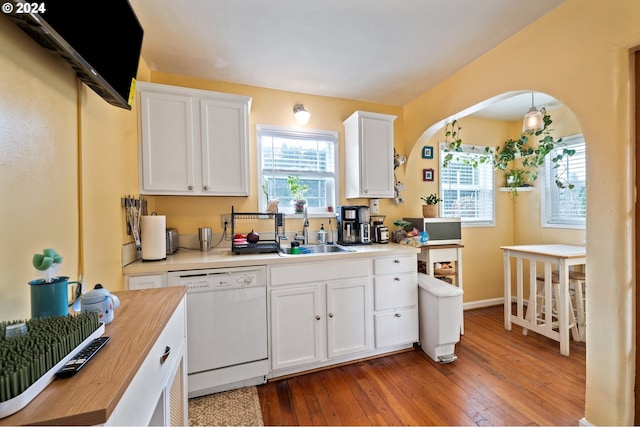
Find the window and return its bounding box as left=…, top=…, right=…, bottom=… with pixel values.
left=258, top=125, right=337, bottom=215
left=439, top=142, right=495, bottom=225
left=541, top=134, right=586, bottom=228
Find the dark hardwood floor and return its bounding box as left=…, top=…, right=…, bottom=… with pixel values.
left=257, top=304, right=586, bottom=426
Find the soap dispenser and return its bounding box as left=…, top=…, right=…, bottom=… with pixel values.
left=317, top=224, right=327, bottom=244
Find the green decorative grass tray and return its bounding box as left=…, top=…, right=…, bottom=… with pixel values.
left=0, top=314, right=104, bottom=419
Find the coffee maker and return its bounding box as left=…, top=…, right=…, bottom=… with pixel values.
left=371, top=215, right=389, bottom=244
left=337, top=206, right=371, bottom=245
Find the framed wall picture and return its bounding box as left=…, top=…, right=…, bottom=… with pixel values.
left=422, top=146, right=434, bottom=159
left=423, top=168, right=434, bottom=181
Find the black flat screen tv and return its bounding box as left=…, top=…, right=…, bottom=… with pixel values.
left=6, top=0, right=144, bottom=110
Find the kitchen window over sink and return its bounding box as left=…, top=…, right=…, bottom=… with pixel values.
left=258, top=125, right=338, bottom=215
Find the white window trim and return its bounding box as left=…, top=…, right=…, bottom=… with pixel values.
left=439, top=142, right=496, bottom=227
left=540, top=133, right=586, bottom=229
left=257, top=124, right=339, bottom=217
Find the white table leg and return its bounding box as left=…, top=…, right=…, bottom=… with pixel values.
left=503, top=250, right=512, bottom=331
left=558, top=260, right=570, bottom=356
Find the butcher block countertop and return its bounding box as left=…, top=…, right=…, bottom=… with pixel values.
left=0, top=286, right=187, bottom=426
left=123, top=243, right=421, bottom=275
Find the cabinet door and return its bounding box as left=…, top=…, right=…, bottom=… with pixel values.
left=374, top=307, right=418, bottom=348
left=326, top=278, right=372, bottom=358
left=270, top=286, right=324, bottom=370
left=200, top=97, right=249, bottom=195
left=359, top=115, right=395, bottom=198
left=344, top=111, right=396, bottom=199
left=139, top=90, right=196, bottom=194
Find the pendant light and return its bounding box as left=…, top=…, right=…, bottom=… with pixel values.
left=522, top=92, right=543, bottom=133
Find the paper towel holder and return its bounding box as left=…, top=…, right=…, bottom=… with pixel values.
left=141, top=213, right=167, bottom=261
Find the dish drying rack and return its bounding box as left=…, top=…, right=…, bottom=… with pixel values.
left=230, top=206, right=285, bottom=254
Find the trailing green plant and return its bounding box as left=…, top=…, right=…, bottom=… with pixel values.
left=286, top=175, right=308, bottom=201
left=442, top=119, right=492, bottom=168
left=420, top=193, right=442, bottom=205
left=442, top=109, right=576, bottom=194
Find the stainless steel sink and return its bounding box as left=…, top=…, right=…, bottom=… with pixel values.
left=280, top=244, right=355, bottom=255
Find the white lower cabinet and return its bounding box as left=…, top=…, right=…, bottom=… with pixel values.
left=372, top=254, right=419, bottom=348
left=270, top=285, right=324, bottom=370
left=269, top=260, right=372, bottom=372
left=326, top=279, right=371, bottom=358
left=106, top=297, right=187, bottom=426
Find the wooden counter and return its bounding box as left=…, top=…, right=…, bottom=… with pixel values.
left=0, top=286, right=187, bottom=426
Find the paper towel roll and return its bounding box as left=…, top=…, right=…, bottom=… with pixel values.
left=141, top=215, right=166, bottom=261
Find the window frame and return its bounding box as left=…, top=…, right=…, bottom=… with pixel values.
left=257, top=124, right=339, bottom=217
left=438, top=142, right=496, bottom=227
left=540, top=133, right=586, bottom=229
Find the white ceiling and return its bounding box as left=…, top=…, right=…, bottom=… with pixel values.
left=129, top=0, right=565, bottom=116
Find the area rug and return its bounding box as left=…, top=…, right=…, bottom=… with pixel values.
left=189, top=386, right=264, bottom=426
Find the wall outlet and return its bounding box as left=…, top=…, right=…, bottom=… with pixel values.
left=221, top=214, right=231, bottom=228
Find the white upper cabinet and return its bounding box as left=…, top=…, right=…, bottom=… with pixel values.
left=137, top=82, right=251, bottom=196
left=343, top=111, right=397, bottom=199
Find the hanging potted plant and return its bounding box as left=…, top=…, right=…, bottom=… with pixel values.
left=420, top=193, right=442, bottom=218
left=287, top=175, right=308, bottom=213
left=442, top=109, right=576, bottom=195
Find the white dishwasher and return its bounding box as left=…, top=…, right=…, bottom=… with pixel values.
left=168, top=266, right=268, bottom=397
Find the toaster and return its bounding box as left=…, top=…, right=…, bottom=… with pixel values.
left=166, top=228, right=179, bottom=254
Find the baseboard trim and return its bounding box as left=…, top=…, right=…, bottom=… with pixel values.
left=463, top=297, right=504, bottom=310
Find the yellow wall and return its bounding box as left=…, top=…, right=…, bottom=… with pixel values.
left=1, top=0, right=639, bottom=423
left=402, top=1, right=640, bottom=424
left=0, top=18, right=79, bottom=320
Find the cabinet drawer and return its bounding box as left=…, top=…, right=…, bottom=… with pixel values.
left=270, top=259, right=369, bottom=286
left=373, top=255, right=416, bottom=275
left=374, top=307, right=418, bottom=348
left=127, top=274, right=166, bottom=290
left=373, top=273, right=417, bottom=310
left=109, top=298, right=186, bottom=425
left=424, top=247, right=458, bottom=263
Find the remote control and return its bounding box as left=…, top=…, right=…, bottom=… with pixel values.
left=56, top=336, right=111, bottom=377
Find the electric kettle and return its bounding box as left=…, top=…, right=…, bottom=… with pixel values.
left=81, top=284, right=121, bottom=324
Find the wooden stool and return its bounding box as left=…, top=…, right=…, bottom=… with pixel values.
left=569, top=271, right=586, bottom=342
left=524, top=272, right=580, bottom=341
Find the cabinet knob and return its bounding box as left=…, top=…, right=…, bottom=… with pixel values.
left=160, top=346, right=171, bottom=364
left=329, top=313, right=334, bottom=318
left=393, top=259, right=400, bottom=263
left=364, top=189, right=369, bottom=194
left=316, top=315, right=321, bottom=320
left=203, top=185, right=209, bottom=191
left=394, top=313, right=401, bottom=318
left=394, top=277, right=401, bottom=281
left=188, top=185, right=193, bottom=190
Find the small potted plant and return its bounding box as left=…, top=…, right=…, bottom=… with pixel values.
left=29, top=248, right=81, bottom=318
left=420, top=193, right=442, bottom=218
left=287, top=175, right=308, bottom=213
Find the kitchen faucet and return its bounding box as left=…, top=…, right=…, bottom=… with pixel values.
left=294, top=206, right=309, bottom=245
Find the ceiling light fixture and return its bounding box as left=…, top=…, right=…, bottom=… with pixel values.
left=293, top=104, right=310, bottom=125
left=522, top=92, right=543, bottom=133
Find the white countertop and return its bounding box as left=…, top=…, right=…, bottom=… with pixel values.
left=123, top=243, right=420, bottom=275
